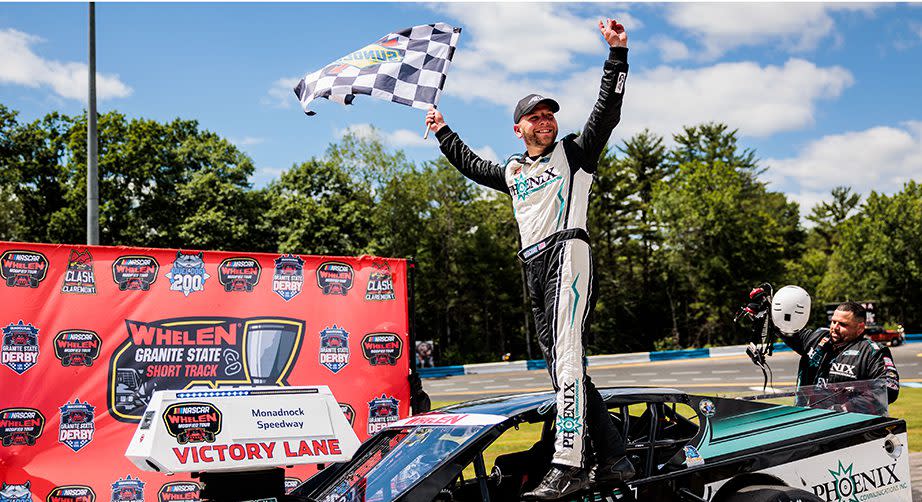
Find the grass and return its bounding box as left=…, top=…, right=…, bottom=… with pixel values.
left=889, top=387, right=922, bottom=450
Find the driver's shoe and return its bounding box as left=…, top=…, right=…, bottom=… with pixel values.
left=521, top=465, right=590, bottom=501
left=588, top=456, right=636, bottom=485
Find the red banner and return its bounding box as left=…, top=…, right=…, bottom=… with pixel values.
left=0, top=242, right=411, bottom=500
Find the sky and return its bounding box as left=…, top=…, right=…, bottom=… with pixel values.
left=1, top=2, right=921, bottom=219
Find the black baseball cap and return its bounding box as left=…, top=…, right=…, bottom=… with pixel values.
left=513, top=94, right=560, bottom=124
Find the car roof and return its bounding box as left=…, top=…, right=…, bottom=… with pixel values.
left=436, top=387, right=689, bottom=418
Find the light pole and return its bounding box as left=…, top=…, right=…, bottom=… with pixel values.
left=87, top=1, right=99, bottom=245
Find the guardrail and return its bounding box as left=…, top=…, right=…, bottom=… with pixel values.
left=417, top=334, right=920, bottom=379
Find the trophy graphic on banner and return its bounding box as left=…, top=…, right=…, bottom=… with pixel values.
left=244, top=322, right=300, bottom=385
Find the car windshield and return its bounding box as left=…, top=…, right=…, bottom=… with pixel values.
left=737, top=378, right=890, bottom=416
left=314, top=425, right=486, bottom=502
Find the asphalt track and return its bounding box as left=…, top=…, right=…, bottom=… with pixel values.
left=423, top=343, right=922, bottom=400
left=423, top=343, right=922, bottom=500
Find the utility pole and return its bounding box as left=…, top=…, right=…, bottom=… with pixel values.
left=87, top=2, right=99, bottom=245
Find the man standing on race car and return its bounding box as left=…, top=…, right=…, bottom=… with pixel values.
left=782, top=301, right=900, bottom=413
left=425, top=17, right=633, bottom=500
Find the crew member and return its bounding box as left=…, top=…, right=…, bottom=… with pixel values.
left=781, top=301, right=900, bottom=414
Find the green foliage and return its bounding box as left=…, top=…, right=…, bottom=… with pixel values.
left=3, top=103, right=920, bottom=362
left=652, top=124, right=803, bottom=347
left=819, top=182, right=922, bottom=327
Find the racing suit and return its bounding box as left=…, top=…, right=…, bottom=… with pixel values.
left=782, top=328, right=900, bottom=414
left=435, top=46, right=629, bottom=468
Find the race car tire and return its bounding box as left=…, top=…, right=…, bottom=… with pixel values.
left=724, top=485, right=822, bottom=502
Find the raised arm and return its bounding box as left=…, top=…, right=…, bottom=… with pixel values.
left=426, top=107, right=509, bottom=194
left=575, top=18, right=630, bottom=172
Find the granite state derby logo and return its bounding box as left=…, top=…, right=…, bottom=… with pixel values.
left=319, top=325, right=350, bottom=374
left=58, top=399, right=95, bottom=452
left=2, top=320, right=40, bottom=375
left=367, top=394, right=400, bottom=435
left=110, top=476, right=144, bottom=502
left=272, top=254, right=304, bottom=301
left=165, top=251, right=210, bottom=297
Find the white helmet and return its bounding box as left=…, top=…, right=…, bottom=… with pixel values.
left=771, top=285, right=812, bottom=334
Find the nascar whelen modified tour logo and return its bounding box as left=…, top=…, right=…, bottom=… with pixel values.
left=158, top=482, right=200, bottom=502
left=367, top=394, right=400, bottom=435
left=362, top=332, right=403, bottom=366
left=111, top=255, right=159, bottom=291
left=165, top=251, right=210, bottom=296
left=108, top=316, right=304, bottom=422
left=0, top=408, right=44, bottom=447
left=60, top=248, right=97, bottom=295
left=365, top=261, right=396, bottom=301
left=0, top=482, right=32, bottom=502
left=218, top=257, right=261, bottom=292
left=0, top=250, right=48, bottom=288
left=54, top=329, right=101, bottom=367
left=46, top=485, right=96, bottom=502
left=58, top=398, right=95, bottom=452
left=110, top=476, right=144, bottom=502
left=317, top=261, right=354, bottom=296
left=272, top=254, right=304, bottom=301
left=162, top=402, right=221, bottom=444
left=2, top=320, right=40, bottom=374
left=319, top=325, right=349, bottom=373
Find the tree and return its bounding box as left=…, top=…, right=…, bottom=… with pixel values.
left=652, top=124, right=803, bottom=347
left=589, top=130, right=672, bottom=353
left=819, top=182, right=922, bottom=328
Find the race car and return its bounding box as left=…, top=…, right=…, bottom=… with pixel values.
left=294, top=385, right=911, bottom=501
left=865, top=324, right=906, bottom=347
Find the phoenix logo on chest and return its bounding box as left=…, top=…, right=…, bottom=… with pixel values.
left=509, top=168, right=562, bottom=201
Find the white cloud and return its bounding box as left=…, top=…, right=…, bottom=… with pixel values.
left=249, top=165, right=287, bottom=188
left=650, top=36, right=690, bottom=63
left=523, top=58, right=852, bottom=141
left=230, top=136, right=264, bottom=147
left=0, top=28, right=131, bottom=101
left=471, top=145, right=499, bottom=164
left=438, top=3, right=636, bottom=74
left=336, top=123, right=439, bottom=151
left=264, top=77, right=300, bottom=109
left=764, top=121, right=922, bottom=215
left=663, top=4, right=874, bottom=60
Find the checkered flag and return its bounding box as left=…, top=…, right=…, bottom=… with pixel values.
left=294, top=23, right=462, bottom=116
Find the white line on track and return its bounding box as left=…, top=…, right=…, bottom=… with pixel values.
left=651, top=379, right=678, bottom=382
left=631, top=372, right=657, bottom=376
left=672, top=371, right=701, bottom=375
left=483, top=385, right=510, bottom=389
left=692, top=377, right=719, bottom=381
left=444, top=388, right=469, bottom=392
left=509, top=377, right=535, bottom=381
left=713, top=370, right=740, bottom=374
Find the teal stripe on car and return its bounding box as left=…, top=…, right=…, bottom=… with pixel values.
left=696, top=405, right=878, bottom=459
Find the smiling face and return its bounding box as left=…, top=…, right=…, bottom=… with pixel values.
left=514, top=104, right=558, bottom=156
left=830, top=308, right=865, bottom=345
